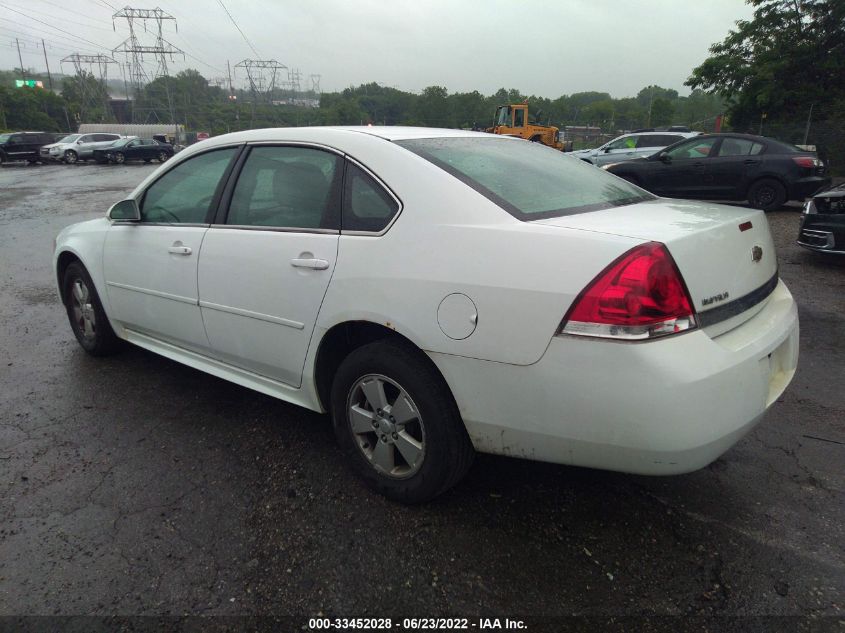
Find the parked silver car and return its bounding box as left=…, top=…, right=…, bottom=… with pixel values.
left=570, top=131, right=699, bottom=166
left=41, top=133, right=127, bottom=164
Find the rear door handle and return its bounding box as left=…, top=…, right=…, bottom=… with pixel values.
left=291, top=258, right=329, bottom=270
left=744, top=159, right=761, bottom=165
left=168, top=243, right=192, bottom=255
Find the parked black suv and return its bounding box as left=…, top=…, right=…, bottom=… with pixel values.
left=0, top=131, right=59, bottom=165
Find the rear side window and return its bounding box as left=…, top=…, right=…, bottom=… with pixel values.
left=140, top=148, right=237, bottom=223
left=665, top=137, right=718, bottom=159
left=637, top=134, right=682, bottom=148
left=227, top=146, right=341, bottom=230
left=718, top=138, right=765, bottom=156
left=342, top=163, right=400, bottom=232
left=398, top=137, right=653, bottom=220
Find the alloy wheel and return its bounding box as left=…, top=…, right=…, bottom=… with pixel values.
left=346, top=374, right=426, bottom=479
left=70, top=278, right=96, bottom=342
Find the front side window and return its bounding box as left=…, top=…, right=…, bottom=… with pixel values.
left=665, top=137, right=718, bottom=159
left=140, top=148, right=237, bottom=223
left=605, top=136, right=635, bottom=151
left=226, top=146, right=341, bottom=230
left=398, top=137, right=654, bottom=220
left=342, top=163, right=400, bottom=232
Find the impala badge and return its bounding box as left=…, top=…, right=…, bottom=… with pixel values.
left=751, top=245, right=763, bottom=263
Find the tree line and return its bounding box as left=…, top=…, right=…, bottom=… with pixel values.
left=1, top=0, right=842, bottom=152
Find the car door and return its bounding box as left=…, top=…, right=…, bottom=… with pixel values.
left=197, top=144, right=343, bottom=386
left=594, top=135, right=638, bottom=166
left=102, top=147, right=240, bottom=353
left=706, top=137, right=765, bottom=199
left=650, top=136, right=719, bottom=197
left=75, top=134, right=98, bottom=157
left=86, top=134, right=119, bottom=157
left=5, top=134, right=28, bottom=160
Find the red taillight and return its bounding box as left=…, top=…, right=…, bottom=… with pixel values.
left=792, top=156, right=820, bottom=168
left=560, top=242, right=696, bottom=340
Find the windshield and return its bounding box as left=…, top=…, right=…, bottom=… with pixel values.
left=58, top=134, right=81, bottom=143
left=495, top=107, right=510, bottom=126
left=109, top=138, right=131, bottom=148
left=397, top=137, right=654, bottom=220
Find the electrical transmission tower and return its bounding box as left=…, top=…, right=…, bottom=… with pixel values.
left=309, top=74, right=321, bottom=95
left=112, top=7, right=185, bottom=123
left=288, top=67, right=302, bottom=95
left=235, top=59, right=287, bottom=103
left=60, top=54, right=117, bottom=122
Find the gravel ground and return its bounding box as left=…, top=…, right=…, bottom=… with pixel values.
left=0, top=161, right=842, bottom=630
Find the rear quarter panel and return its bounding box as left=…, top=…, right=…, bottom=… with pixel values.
left=315, top=135, right=642, bottom=366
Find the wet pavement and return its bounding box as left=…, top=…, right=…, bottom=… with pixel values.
left=0, top=161, right=842, bottom=625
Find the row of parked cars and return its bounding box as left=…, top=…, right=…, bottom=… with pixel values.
left=0, top=130, right=176, bottom=166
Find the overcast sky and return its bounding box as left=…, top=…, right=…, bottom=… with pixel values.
left=1, top=0, right=754, bottom=98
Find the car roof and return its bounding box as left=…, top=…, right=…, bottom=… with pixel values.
left=622, top=131, right=697, bottom=137
left=200, top=126, right=500, bottom=145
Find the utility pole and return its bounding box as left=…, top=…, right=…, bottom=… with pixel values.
left=802, top=103, right=814, bottom=146
left=41, top=40, right=53, bottom=90
left=15, top=38, right=25, bottom=80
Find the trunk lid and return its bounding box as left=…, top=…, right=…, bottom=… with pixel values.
left=534, top=198, right=778, bottom=331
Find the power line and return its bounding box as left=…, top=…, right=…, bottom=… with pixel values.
left=0, top=22, right=104, bottom=55
left=0, top=3, right=113, bottom=53
left=216, top=0, right=259, bottom=58
left=12, top=1, right=116, bottom=33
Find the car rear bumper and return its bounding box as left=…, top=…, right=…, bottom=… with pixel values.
left=790, top=176, right=831, bottom=200
left=430, top=279, right=798, bottom=475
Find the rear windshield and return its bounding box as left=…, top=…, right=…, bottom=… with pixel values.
left=396, top=137, right=654, bottom=220
left=764, top=138, right=804, bottom=154
left=0, top=134, right=9, bottom=144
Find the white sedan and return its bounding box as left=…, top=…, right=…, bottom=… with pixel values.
left=53, top=127, right=799, bottom=502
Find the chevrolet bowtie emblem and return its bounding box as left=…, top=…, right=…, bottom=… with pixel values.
left=751, top=245, right=763, bottom=263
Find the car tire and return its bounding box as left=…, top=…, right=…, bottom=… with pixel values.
left=113, top=152, right=125, bottom=164
left=330, top=338, right=474, bottom=503
left=62, top=262, right=121, bottom=356
left=748, top=178, right=786, bottom=211
left=157, top=151, right=169, bottom=163
left=64, top=150, right=78, bottom=164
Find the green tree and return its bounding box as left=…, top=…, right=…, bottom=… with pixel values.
left=649, top=98, right=675, bottom=127
left=61, top=71, right=111, bottom=123
left=686, top=0, right=845, bottom=129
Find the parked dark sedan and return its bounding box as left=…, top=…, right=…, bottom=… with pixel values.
left=93, top=138, right=174, bottom=165
left=603, top=133, right=831, bottom=211
left=798, top=183, right=845, bottom=254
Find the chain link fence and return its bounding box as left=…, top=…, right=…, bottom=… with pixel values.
left=753, top=119, right=845, bottom=175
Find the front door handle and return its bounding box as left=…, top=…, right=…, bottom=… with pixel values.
left=168, top=243, right=192, bottom=255
left=291, top=257, right=329, bottom=270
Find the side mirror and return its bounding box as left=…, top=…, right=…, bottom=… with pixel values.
left=108, top=199, right=140, bottom=222
left=659, top=153, right=671, bottom=164
left=77, top=140, right=84, bottom=145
